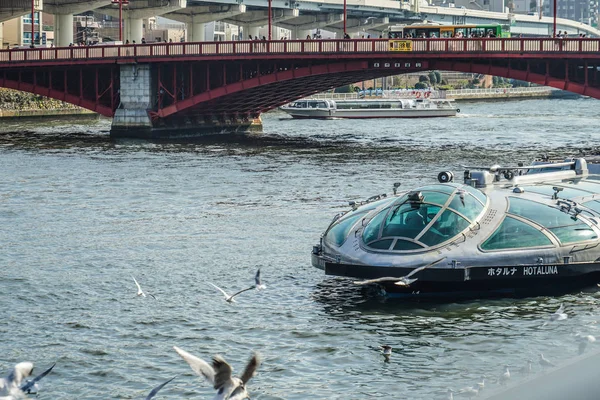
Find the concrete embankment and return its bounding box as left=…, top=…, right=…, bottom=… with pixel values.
left=0, top=88, right=97, bottom=119
left=444, top=87, right=567, bottom=101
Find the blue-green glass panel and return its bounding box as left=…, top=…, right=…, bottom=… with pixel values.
left=520, top=185, right=592, bottom=199
left=381, top=203, right=441, bottom=239
left=582, top=200, right=600, bottom=214
left=393, top=240, right=425, bottom=251
left=481, top=216, right=553, bottom=250
left=549, top=225, right=598, bottom=244
left=462, top=185, right=487, bottom=205
left=368, top=239, right=394, bottom=250
left=325, top=212, right=365, bottom=247
left=415, top=184, right=457, bottom=194
left=362, top=208, right=389, bottom=243
left=448, top=192, right=484, bottom=221
left=508, top=197, right=580, bottom=228
left=421, top=191, right=451, bottom=205
left=419, top=209, right=470, bottom=246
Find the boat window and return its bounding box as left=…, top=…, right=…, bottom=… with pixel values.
left=562, top=180, right=600, bottom=193
left=368, top=239, right=394, bottom=250
left=462, top=185, right=487, bottom=205
left=480, top=216, right=553, bottom=250
left=508, top=197, right=583, bottom=228
left=324, top=211, right=366, bottom=246
left=520, top=185, right=592, bottom=199
left=416, top=184, right=458, bottom=194
left=393, top=240, right=425, bottom=250
left=448, top=191, right=485, bottom=221
left=381, top=203, right=442, bottom=239
left=362, top=208, right=389, bottom=243
left=548, top=225, right=597, bottom=244
left=419, top=209, right=470, bottom=246
left=295, top=101, right=306, bottom=108
left=582, top=200, right=600, bottom=214
left=421, top=191, right=451, bottom=206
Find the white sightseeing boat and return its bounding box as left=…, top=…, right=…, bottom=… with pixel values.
left=280, top=98, right=459, bottom=119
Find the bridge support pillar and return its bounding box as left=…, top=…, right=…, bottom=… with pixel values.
left=55, top=14, right=74, bottom=47
left=125, top=17, right=143, bottom=44
left=111, top=64, right=153, bottom=137
left=188, top=21, right=206, bottom=42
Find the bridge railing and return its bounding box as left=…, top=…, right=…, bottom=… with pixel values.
left=1, top=38, right=599, bottom=64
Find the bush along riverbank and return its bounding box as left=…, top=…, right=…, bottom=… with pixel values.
left=0, top=88, right=97, bottom=118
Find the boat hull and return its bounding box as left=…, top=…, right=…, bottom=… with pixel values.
left=282, top=108, right=457, bottom=119
left=315, top=255, right=600, bottom=299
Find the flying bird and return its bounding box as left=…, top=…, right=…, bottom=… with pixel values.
left=254, top=269, right=266, bottom=291
left=145, top=376, right=176, bottom=400
left=549, top=303, right=568, bottom=322
left=208, top=282, right=255, bottom=303
left=132, top=276, right=156, bottom=299
left=353, top=257, right=446, bottom=287
left=0, top=362, right=34, bottom=397
left=19, top=363, right=55, bottom=394
left=173, top=346, right=260, bottom=400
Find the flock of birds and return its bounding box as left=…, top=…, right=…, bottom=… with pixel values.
left=375, top=303, right=597, bottom=399
left=3, top=269, right=599, bottom=399
left=1, top=269, right=267, bottom=400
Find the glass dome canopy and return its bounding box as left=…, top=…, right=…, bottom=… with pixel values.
left=362, top=183, right=486, bottom=251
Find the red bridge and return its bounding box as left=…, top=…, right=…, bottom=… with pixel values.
left=0, top=38, right=598, bottom=138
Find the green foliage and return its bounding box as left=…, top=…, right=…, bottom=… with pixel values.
left=511, top=79, right=531, bottom=87
left=414, top=82, right=429, bottom=89
left=472, top=78, right=481, bottom=85
left=428, top=71, right=437, bottom=84
left=418, top=75, right=429, bottom=83
left=434, top=71, right=442, bottom=84
left=334, top=85, right=354, bottom=93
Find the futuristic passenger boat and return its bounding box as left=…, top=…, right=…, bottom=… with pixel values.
left=311, top=157, right=600, bottom=298
left=280, top=98, right=458, bottom=119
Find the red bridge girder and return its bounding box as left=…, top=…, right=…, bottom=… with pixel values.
left=0, top=39, right=599, bottom=122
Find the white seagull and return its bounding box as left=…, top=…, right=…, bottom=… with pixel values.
left=19, top=363, right=55, bottom=394
left=549, top=304, right=568, bottom=322
left=457, top=385, right=478, bottom=399
left=380, top=345, right=392, bottom=362
left=517, top=359, right=533, bottom=375
left=173, top=346, right=260, bottom=400
left=576, top=334, right=596, bottom=355
left=145, top=376, right=176, bottom=400
left=0, top=362, right=34, bottom=397
left=353, top=257, right=446, bottom=287
left=539, top=353, right=555, bottom=368
left=208, top=282, right=254, bottom=303
left=500, top=365, right=510, bottom=384
left=132, top=276, right=156, bottom=299
left=254, top=269, right=266, bottom=291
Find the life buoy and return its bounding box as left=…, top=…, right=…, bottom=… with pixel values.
left=416, top=92, right=422, bottom=99
left=456, top=108, right=460, bottom=113
left=424, top=91, right=431, bottom=98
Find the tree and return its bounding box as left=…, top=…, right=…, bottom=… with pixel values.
left=492, top=76, right=499, bottom=86
left=428, top=71, right=437, bottom=85
left=419, top=75, right=429, bottom=83
left=434, top=71, right=442, bottom=85
left=334, top=84, right=354, bottom=93
left=414, top=82, right=428, bottom=89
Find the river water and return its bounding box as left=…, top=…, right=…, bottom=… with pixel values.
left=1, top=97, right=600, bottom=399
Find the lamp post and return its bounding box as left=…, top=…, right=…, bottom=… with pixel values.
left=553, top=0, right=557, bottom=37
left=31, top=0, right=35, bottom=47
left=111, top=0, right=129, bottom=42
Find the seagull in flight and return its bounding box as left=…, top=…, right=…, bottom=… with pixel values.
left=132, top=276, right=156, bottom=299
left=353, top=257, right=446, bottom=287
left=254, top=269, right=266, bottom=291
left=145, top=376, right=176, bottom=400
left=173, top=346, right=260, bottom=400
left=0, top=362, right=34, bottom=397
left=19, top=363, right=55, bottom=394
left=208, top=282, right=254, bottom=303
left=549, top=303, right=568, bottom=322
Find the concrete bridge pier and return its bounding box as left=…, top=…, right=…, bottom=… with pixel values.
left=111, top=63, right=262, bottom=139
left=55, top=14, right=74, bottom=47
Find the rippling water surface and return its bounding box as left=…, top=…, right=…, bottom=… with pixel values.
left=2, top=97, right=600, bottom=399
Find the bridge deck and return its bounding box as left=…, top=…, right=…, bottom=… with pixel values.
left=0, top=39, right=599, bottom=66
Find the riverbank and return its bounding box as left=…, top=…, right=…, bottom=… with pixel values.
left=0, top=88, right=96, bottom=119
